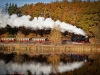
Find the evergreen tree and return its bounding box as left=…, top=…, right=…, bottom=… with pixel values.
left=62, top=0, right=68, bottom=2
left=5, top=3, right=9, bottom=12
left=7, top=3, right=18, bottom=15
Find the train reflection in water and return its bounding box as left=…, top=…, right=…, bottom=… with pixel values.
left=0, top=53, right=87, bottom=75
left=68, top=53, right=88, bottom=62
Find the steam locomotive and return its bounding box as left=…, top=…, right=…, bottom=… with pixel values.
left=71, top=35, right=89, bottom=43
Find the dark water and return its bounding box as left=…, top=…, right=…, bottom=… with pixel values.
left=0, top=53, right=87, bottom=75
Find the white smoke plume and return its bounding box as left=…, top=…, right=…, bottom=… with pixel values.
left=57, top=61, right=84, bottom=73
left=0, top=8, right=86, bottom=36
left=0, top=60, right=85, bottom=75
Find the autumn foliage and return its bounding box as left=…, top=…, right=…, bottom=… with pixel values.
left=1, top=1, right=100, bottom=43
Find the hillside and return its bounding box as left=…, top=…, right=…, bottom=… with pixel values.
left=0, top=1, right=100, bottom=44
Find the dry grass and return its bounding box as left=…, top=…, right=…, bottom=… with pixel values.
left=0, top=44, right=100, bottom=57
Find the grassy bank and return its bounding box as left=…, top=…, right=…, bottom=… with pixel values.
left=0, top=43, right=100, bottom=58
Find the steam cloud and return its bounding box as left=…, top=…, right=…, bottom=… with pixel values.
left=0, top=60, right=85, bottom=75
left=0, top=8, right=86, bottom=36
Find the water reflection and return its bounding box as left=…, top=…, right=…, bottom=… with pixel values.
left=0, top=53, right=86, bottom=75
left=0, top=60, right=85, bottom=75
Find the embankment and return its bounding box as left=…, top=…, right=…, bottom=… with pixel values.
left=0, top=43, right=100, bottom=58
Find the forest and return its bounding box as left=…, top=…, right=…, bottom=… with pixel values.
left=0, top=0, right=100, bottom=44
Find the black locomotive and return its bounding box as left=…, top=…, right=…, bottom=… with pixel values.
left=71, top=35, right=89, bottom=43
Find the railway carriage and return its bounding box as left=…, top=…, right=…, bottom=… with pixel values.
left=1, top=38, right=15, bottom=42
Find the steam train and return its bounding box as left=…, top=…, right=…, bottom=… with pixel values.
left=0, top=35, right=89, bottom=44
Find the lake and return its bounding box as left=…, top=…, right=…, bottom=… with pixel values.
left=0, top=52, right=88, bottom=75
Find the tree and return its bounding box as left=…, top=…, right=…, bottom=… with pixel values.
left=16, top=31, right=25, bottom=38
left=62, top=0, right=68, bottom=2
left=50, top=25, right=62, bottom=45
left=6, top=3, right=18, bottom=15
left=71, top=0, right=78, bottom=2
left=95, top=23, right=100, bottom=44
left=5, top=3, right=9, bottom=12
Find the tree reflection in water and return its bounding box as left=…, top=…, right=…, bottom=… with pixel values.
left=13, top=55, right=25, bottom=64
left=47, top=55, right=60, bottom=74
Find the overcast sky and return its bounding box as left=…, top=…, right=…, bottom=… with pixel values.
left=0, top=0, right=63, bottom=7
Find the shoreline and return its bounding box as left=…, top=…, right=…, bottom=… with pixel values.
left=0, top=43, right=100, bottom=58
